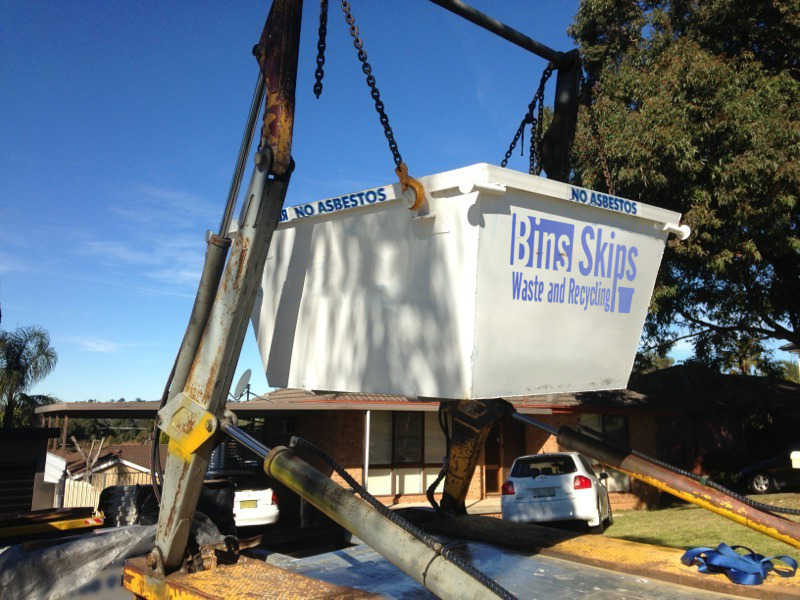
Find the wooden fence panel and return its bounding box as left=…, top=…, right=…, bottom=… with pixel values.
left=63, top=469, right=151, bottom=509
left=63, top=479, right=100, bottom=509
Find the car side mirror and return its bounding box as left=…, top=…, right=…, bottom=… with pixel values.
left=599, top=472, right=609, bottom=480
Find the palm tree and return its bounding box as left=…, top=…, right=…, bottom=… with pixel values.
left=0, top=326, right=57, bottom=430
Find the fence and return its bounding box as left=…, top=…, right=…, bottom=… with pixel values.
left=63, top=468, right=151, bottom=509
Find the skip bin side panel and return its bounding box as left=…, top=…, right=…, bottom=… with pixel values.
left=256, top=195, right=480, bottom=398
left=471, top=188, right=668, bottom=398
left=254, top=225, right=297, bottom=389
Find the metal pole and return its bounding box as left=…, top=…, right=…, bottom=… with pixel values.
left=363, top=410, right=371, bottom=489
left=61, top=416, right=68, bottom=449
left=155, top=160, right=288, bottom=569
left=222, top=420, right=269, bottom=456
left=511, top=410, right=800, bottom=549
left=429, top=0, right=565, bottom=65
left=153, top=0, right=302, bottom=570
left=167, top=234, right=231, bottom=405
left=218, top=72, right=265, bottom=237
left=510, top=411, right=558, bottom=436
left=221, top=423, right=502, bottom=600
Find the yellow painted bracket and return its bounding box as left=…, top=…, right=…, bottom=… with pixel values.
left=0, top=513, right=104, bottom=539
left=157, top=393, right=218, bottom=462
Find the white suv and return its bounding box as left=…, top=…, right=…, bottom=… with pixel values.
left=233, top=487, right=279, bottom=527
left=501, top=452, right=612, bottom=531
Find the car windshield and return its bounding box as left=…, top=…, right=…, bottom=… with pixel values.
left=511, top=455, right=577, bottom=477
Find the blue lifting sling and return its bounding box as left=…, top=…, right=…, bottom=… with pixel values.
left=681, top=543, right=797, bottom=585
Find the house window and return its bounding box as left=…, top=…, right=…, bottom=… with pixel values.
left=578, top=413, right=631, bottom=492
left=423, top=412, right=447, bottom=465
left=368, top=411, right=393, bottom=466
left=393, top=413, right=423, bottom=465
left=367, top=411, right=446, bottom=497
left=579, top=414, right=628, bottom=448
left=602, top=415, right=628, bottom=449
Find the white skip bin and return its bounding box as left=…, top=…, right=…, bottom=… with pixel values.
left=253, top=163, right=689, bottom=400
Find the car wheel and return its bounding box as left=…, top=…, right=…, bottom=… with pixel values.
left=588, top=500, right=605, bottom=534
left=749, top=472, right=773, bottom=494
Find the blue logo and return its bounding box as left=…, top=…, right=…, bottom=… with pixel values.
left=509, top=210, right=639, bottom=314
left=510, top=213, right=574, bottom=272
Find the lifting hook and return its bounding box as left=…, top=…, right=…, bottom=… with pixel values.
left=395, top=162, right=427, bottom=212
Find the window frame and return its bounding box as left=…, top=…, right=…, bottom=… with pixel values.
left=368, top=411, right=448, bottom=469
left=391, top=412, right=425, bottom=467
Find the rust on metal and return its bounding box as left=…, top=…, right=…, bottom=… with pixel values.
left=255, top=0, right=303, bottom=176
left=233, top=237, right=249, bottom=289
left=558, top=427, right=800, bottom=548
left=180, top=416, right=196, bottom=435
left=164, top=460, right=191, bottom=533
left=206, top=233, right=231, bottom=249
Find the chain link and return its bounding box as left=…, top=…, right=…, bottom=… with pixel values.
left=340, top=0, right=403, bottom=167
left=528, top=113, right=537, bottom=175
left=501, top=63, right=554, bottom=173
left=313, top=0, right=328, bottom=98
left=501, top=121, right=527, bottom=169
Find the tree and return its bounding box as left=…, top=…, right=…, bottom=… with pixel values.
left=777, top=359, right=800, bottom=383
left=15, top=393, right=58, bottom=428
left=0, top=326, right=57, bottom=429
left=568, top=1, right=800, bottom=363
left=632, top=350, right=674, bottom=375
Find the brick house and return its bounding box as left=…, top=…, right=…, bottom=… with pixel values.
left=241, top=365, right=800, bottom=514
left=36, top=364, right=799, bottom=516
left=237, top=388, right=660, bottom=513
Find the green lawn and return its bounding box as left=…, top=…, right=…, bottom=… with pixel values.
left=604, top=493, right=800, bottom=560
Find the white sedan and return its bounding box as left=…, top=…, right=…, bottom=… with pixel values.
left=233, top=488, right=279, bottom=527
left=501, top=452, right=612, bottom=531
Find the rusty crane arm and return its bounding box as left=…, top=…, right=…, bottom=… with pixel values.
left=150, top=0, right=302, bottom=573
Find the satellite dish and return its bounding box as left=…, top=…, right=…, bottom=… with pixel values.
left=232, top=369, right=252, bottom=401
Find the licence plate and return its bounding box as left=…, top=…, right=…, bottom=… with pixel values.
left=239, top=500, right=258, bottom=509
left=530, top=487, right=556, bottom=498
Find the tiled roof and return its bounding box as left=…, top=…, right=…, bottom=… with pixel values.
left=40, top=364, right=799, bottom=420
left=53, top=443, right=167, bottom=473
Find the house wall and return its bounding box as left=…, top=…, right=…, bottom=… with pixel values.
left=285, top=410, right=479, bottom=506
left=519, top=412, right=660, bottom=511
left=276, top=408, right=660, bottom=512
left=293, top=410, right=364, bottom=488
left=96, top=465, right=151, bottom=488
left=626, top=413, right=660, bottom=507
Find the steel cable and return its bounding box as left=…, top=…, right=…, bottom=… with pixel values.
left=577, top=425, right=800, bottom=517
left=289, top=435, right=517, bottom=600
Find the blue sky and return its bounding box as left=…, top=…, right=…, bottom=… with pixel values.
left=3, top=2, right=792, bottom=402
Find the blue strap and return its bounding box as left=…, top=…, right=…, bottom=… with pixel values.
left=761, top=554, right=798, bottom=578
left=681, top=543, right=798, bottom=586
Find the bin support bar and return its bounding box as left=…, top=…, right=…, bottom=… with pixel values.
left=428, top=0, right=565, bottom=65
left=220, top=422, right=502, bottom=600
left=511, top=412, right=800, bottom=549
